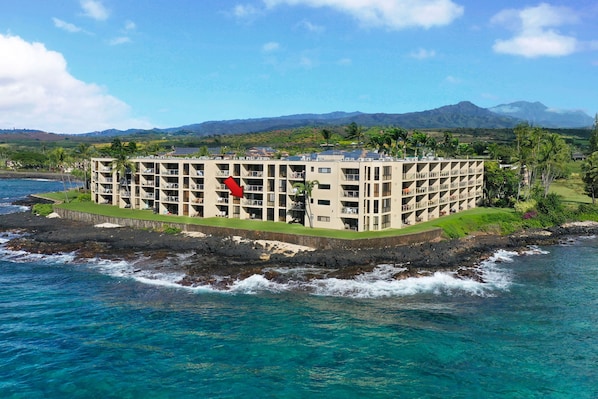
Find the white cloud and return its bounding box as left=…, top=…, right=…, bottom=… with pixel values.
left=233, top=3, right=262, bottom=19
left=52, top=18, right=83, bottom=33
left=262, top=41, right=280, bottom=52
left=410, top=48, right=436, bottom=59
left=444, top=75, right=461, bottom=84
left=0, top=34, right=150, bottom=134
left=491, top=3, right=580, bottom=58
left=263, top=0, right=464, bottom=30
left=297, top=20, right=325, bottom=33
left=80, top=0, right=109, bottom=21
left=109, top=36, right=132, bottom=46
left=124, top=20, right=136, bottom=31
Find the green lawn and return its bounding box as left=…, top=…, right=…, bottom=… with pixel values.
left=550, top=175, right=592, bottom=205
left=48, top=193, right=520, bottom=240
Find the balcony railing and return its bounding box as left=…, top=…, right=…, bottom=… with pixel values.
left=343, top=190, right=360, bottom=198
left=344, top=174, right=360, bottom=181
left=246, top=171, right=264, bottom=177
left=243, top=199, right=263, bottom=207
left=245, top=185, right=264, bottom=192
left=341, top=207, right=359, bottom=214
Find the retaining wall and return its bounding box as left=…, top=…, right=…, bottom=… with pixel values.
left=54, top=208, right=443, bottom=250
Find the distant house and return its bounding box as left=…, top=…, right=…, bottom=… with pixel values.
left=572, top=153, right=587, bottom=161
left=246, top=146, right=276, bottom=158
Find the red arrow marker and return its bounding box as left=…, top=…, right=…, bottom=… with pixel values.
left=224, top=176, right=244, bottom=198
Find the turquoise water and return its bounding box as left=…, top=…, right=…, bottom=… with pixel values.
left=1, top=180, right=597, bottom=398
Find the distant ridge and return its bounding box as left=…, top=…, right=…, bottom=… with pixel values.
left=489, top=101, right=593, bottom=128
left=1, top=101, right=593, bottom=137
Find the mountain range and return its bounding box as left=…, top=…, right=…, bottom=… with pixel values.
left=1, top=101, right=594, bottom=139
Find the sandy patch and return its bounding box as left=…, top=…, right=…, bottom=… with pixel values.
left=183, top=231, right=207, bottom=238
left=46, top=212, right=61, bottom=219
left=94, top=222, right=122, bottom=228
left=562, top=221, right=598, bottom=228
left=231, top=235, right=315, bottom=258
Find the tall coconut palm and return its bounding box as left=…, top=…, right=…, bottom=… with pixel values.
left=112, top=151, right=136, bottom=200
left=73, top=143, right=95, bottom=191
left=582, top=152, right=598, bottom=204
left=292, top=180, right=319, bottom=228
left=49, top=147, right=71, bottom=202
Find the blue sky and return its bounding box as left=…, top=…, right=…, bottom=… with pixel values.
left=1, top=0, right=597, bottom=134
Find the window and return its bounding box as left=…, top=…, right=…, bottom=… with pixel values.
left=317, top=216, right=330, bottom=222
left=318, top=184, right=331, bottom=190
left=318, top=167, right=332, bottom=173
left=318, top=199, right=330, bottom=205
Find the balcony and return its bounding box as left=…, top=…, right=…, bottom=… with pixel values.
left=164, top=183, right=179, bottom=189
left=166, top=169, right=179, bottom=175
left=344, top=174, right=360, bottom=181
left=243, top=199, right=263, bottom=207
left=191, top=184, right=204, bottom=190
left=343, top=190, right=360, bottom=198
left=290, top=172, right=305, bottom=179
left=341, top=207, right=359, bottom=214
left=246, top=171, right=264, bottom=177
left=245, top=185, right=264, bottom=192
left=402, top=204, right=414, bottom=211
left=216, top=170, right=230, bottom=177
left=163, top=196, right=179, bottom=202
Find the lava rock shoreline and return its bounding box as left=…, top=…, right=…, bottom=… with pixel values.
left=2, top=195, right=598, bottom=287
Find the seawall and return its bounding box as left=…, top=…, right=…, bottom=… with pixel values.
left=54, top=208, right=443, bottom=250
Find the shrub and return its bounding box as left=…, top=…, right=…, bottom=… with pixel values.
left=514, top=199, right=537, bottom=214
left=76, top=193, right=92, bottom=202
left=32, top=203, right=53, bottom=216
left=163, top=226, right=181, bottom=235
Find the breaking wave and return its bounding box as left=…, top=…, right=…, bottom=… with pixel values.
left=0, top=232, right=548, bottom=298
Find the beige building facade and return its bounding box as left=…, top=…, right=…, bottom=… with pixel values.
left=91, top=155, right=484, bottom=232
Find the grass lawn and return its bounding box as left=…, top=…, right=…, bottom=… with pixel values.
left=48, top=192, right=520, bottom=240
left=550, top=174, right=592, bottom=205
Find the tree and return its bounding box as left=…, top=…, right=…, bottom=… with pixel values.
left=112, top=150, right=136, bottom=200
left=369, top=132, right=391, bottom=155
left=589, top=114, right=598, bottom=153
left=409, top=130, right=429, bottom=158
left=292, top=180, right=319, bottom=228
left=321, top=128, right=333, bottom=146
left=537, top=133, right=570, bottom=197
left=49, top=147, right=72, bottom=202
left=345, top=122, right=365, bottom=145
left=513, top=123, right=543, bottom=200
left=385, top=127, right=408, bottom=157
left=73, top=143, right=95, bottom=190
left=483, top=161, right=518, bottom=207
left=581, top=152, right=598, bottom=204
left=440, top=132, right=459, bottom=157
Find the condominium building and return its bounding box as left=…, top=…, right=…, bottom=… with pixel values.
left=91, top=153, right=484, bottom=232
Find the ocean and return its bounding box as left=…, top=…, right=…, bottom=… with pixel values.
left=0, top=179, right=597, bottom=398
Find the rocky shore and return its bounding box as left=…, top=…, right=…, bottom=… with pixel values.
left=2, top=195, right=598, bottom=289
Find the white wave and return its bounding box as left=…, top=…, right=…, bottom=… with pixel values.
left=0, top=241, right=77, bottom=264
left=229, top=274, right=291, bottom=294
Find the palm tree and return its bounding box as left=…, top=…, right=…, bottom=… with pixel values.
left=321, top=128, right=333, bottom=147
left=386, top=127, right=408, bottom=157
left=112, top=151, right=136, bottom=200
left=73, top=143, right=95, bottom=190
left=582, top=152, right=598, bottom=204
left=49, top=147, right=70, bottom=202
left=292, top=180, right=319, bottom=228
left=345, top=122, right=365, bottom=145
